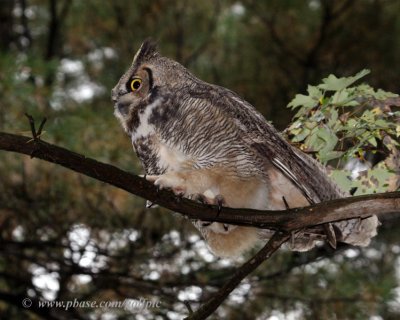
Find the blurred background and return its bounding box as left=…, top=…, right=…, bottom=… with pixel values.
left=1, top=0, right=400, bottom=319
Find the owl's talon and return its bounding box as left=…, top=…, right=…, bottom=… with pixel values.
left=191, top=193, right=207, bottom=204
left=223, top=224, right=229, bottom=231
left=145, top=175, right=159, bottom=183
left=217, top=203, right=222, bottom=215
left=201, top=221, right=213, bottom=227
left=146, top=200, right=155, bottom=208
left=171, top=187, right=185, bottom=197
left=146, top=173, right=187, bottom=197
left=175, top=193, right=184, bottom=203
left=215, top=194, right=225, bottom=216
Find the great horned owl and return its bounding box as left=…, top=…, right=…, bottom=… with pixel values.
left=111, top=40, right=379, bottom=257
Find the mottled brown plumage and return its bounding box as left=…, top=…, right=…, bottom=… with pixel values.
left=111, top=40, right=378, bottom=257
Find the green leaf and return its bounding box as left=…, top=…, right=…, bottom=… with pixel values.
left=373, top=89, right=398, bottom=100
left=331, top=90, right=349, bottom=105
left=289, top=127, right=302, bottom=135
left=307, top=85, right=322, bottom=99
left=355, top=84, right=376, bottom=96
left=330, top=89, right=359, bottom=107
left=320, top=131, right=338, bottom=153
left=291, top=128, right=310, bottom=142
left=329, top=170, right=354, bottom=193
left=305, top=121, right=318, bottom=130
left=352, top=168, right=395, bottom=195
left=311, top=110, right=325, bottom=122
left=355, top=84, right=398, bottom=100
left=318, top=69, right=370, bottom=91
left=319, top=151, right=344, bottom=163
left=344, top=118, right=358, bottom=130
left=327, top=109, right=338, bottom=127
left=343, top=100, right=360, bottom=107
left=309, top=127, right=339, bottom=159
left=316, top=127, right=338, bottom=144
left=306, top=129, right=325, bottom=151
left=375, top=119, right=389, bottom=127
left=368, top=136, right=377, bottom=147
left=287, top=94, right=317, bottom=109
left=287, top=121, right=302, bottom=131
left=360, top=110, right=375, bottom=122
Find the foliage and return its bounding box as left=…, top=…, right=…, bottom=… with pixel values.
left=286, top=70, right=400, bottom=195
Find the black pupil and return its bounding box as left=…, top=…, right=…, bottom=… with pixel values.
left=132, top=80, right=141, bottom=90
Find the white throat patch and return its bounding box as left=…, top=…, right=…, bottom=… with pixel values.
left=131, top=98, right=163, bottom=141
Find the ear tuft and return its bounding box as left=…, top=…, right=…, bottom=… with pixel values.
left=132, top=38, right=159, bottom=66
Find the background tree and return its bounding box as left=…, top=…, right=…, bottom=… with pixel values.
left=0, top=0, right=400, bottom=319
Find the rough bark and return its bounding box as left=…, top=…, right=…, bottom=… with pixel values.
left=0, top=132, right=399, bottom=231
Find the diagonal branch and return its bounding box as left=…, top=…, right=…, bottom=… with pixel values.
left=185, top=231, right=290, bottom=320
left=0, top=132, right=399, bottom=231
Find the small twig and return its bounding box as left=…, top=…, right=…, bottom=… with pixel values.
left=183, top=300, right=194, bottom=315
left=282, top=196, right=290, bottom=210
left=185, top=232, right=290, bottom=320
left=24, top=113, right=47, bottom=141
left=37, top=117, right=47, bottom=137
left=24, top=113, right=37, bottom=139
left=23, top=114, right=48, bottom=158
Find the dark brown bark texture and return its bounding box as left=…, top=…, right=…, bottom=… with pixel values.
left=0, top=132, right=399, bottom=230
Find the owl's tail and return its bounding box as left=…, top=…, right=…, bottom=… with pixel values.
left=333, top=215, right=380, bottom=247
left=264, top=215, right=380, bottom=252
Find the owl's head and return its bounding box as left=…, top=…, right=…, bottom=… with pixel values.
left=111, top=40, right=196, bottom=134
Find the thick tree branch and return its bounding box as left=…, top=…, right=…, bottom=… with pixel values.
left=0, top=132, right=399, bottom=231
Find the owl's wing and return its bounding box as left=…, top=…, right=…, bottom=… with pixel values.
left=200, top=85, right=343, bottom=204
left=203, top=85, right=347, bottom=247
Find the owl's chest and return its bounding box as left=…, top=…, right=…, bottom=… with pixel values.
left=130, top=98, right=193, bottom=173
left=133, top=135, right=192, bottom=173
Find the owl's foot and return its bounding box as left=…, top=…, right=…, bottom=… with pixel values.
left=201, top=221, right=236, bottom=234
left=190, top=191, right=231, bottom=234
left=202, top=190, right=230, bottom=234
left=189, top=193, right=209, bottom=204
left=193, top=219, right=236, bottom=234
left=146, top=174, right=232, bottom=234
left=145, top=173, right=187, bottom=196
left=215, top=194, right=225, bottom=215
left=189, top=190, right=225, bottom=212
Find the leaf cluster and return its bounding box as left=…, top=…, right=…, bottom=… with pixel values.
left=286, top=70, right=400, bottom=194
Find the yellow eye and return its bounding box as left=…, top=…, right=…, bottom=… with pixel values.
left=130, top=78, right=142, bottom=92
